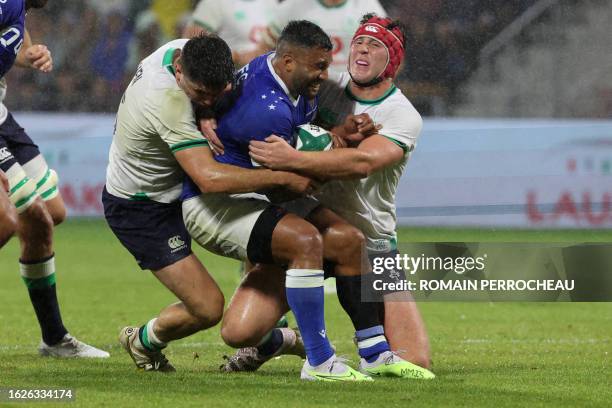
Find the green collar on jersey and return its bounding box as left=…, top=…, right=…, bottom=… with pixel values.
left=162, top=48, right=177, bottom=77
left=345, top=83, right=397, bottom=105
left=317, top=0, right=348, bottom=8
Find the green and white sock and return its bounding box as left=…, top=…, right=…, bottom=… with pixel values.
left=138, top=318, right=167, bottom=351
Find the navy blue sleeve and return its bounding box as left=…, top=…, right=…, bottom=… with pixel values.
left=0, top=45, right=18, bottom=77
left=0, top=0, right=26, bottom=77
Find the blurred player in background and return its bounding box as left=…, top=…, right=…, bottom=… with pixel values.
left=183, top=0, right=277, bottom=67
left=104, top=34, right=313, bottom=372
left=245, top=14, right=435, bottom=376
left=0, top=0, right=109, bottom=358
left=258, top=0, right=387, bottom=75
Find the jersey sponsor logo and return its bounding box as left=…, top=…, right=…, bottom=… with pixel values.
left=168, top=235, right=186, bottom=251
left=0, top=146, right=13, bottom=163
left=331, top=36, right=343, bottom=56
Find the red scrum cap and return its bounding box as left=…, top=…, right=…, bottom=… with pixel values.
left=351, top=15, right=405, bottom=80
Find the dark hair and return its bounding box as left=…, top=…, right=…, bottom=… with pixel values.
left=277, top=20, right=333, bottom=51
left=181, top=34, right=234, bottom=89
left=360, top=13, right=407, bottom=45
left=25, top=0, right=48, bottom=9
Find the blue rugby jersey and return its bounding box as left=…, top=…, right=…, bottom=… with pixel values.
left=182, top=52, right=318, bottom=200
left=0, top=0, right=26, bottom=78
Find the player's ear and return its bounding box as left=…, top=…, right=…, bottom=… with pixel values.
left=282, top=53, right=296, bottom=73
left=174, top=58, right=182, bottom=75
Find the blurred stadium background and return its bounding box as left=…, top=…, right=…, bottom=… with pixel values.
left=7, top=0, right=612, bottom=117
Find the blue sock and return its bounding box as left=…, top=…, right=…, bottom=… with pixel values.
left=356, top=325, right=390, bottom=362
left=257, top=328, right=284, bottom=357
left=286, top=269, right=334, bottom=366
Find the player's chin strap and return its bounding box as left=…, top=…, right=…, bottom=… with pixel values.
left=348, top=70, right=384, bottom=88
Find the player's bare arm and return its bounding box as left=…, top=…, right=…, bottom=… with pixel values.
left=249, top=133, right=403, bottom=179
left=175, top=145, right=314, bottom=194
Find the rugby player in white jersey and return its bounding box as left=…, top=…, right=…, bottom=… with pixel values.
left=235, top=14, right=435, bottom=377
left=0, top=0, right=108, bottom=358
left=183, top=0, right=277, bottom=67
left=103, top=34, right=315, bottom=372
left=258, top=0, right=387, bottom=75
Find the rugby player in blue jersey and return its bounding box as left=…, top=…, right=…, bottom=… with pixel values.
left=0, top=0, right=109, bottom=357
left=182, top=20, right=421, bottom=381
left=237, top=14, right=435, bottom=378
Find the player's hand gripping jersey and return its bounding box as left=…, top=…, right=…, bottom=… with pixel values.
left=316, top=72, right=422, bottom=253
left=182, top=52, right=317, bottom=199
left=106, top=39, right=208, bottom=203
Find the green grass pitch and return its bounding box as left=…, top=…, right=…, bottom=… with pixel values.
left=0, top=220, right=610, bottom=407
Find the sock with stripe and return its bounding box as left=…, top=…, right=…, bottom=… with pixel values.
left=256, top=328, right=284, bottom=357
left=138, top=318, right=167, bottom=351
left=20, top=255, right=68, bottom=346
left=336, top=275, right=390, bottom=362
left=285, top=269, right=334, bottom=366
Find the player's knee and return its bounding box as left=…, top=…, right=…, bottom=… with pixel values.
left=290, top=224, right=323, bottom=259
left=220, top=322, right=263, bottom=348
left=189, top=292, right=225, bottom=330
left=46, top=202, right=66, bottom=226
left=0, top=207, right=18, bottom=245
left=328, top=224, right=366, bottom=258
left=19, top=199, right=53, bottom=245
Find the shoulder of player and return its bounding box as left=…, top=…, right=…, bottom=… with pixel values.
left=370, top=90, right=423, bottom=134
left=0, top=0, right=25, bottom=25
left=380, top=88, right=421, bottom=119
left=243, top=75, right=294, bottom=115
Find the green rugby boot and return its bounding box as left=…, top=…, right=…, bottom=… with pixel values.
left=359, top=351, right=435, bottom=379
left=301, top=355, right=373, bottom=382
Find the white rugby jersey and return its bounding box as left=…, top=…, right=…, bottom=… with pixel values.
left=315, top=72, right=422, bottom=253
left=106, top=39, right=208, bottom=203
left=268, top=0, right=386, bottom=75
left=190, top=0, right=276, bottom=53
